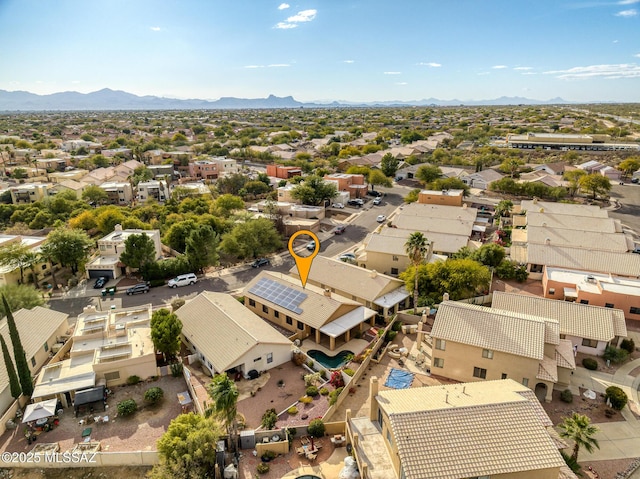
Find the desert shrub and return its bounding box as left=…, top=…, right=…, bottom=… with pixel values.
left=306, top=360, right=314, bottom=369
left=287, top=406, right=298, bottom=415
left=603, top=346, right=629, bottom=364
left=329, top=387, right=343, bottom=406
left=605, top=386, right=628, bottom=411
left=319, top=369, right=327, bottom=379
left=256, top=462, right=270, bottom=474
left=299, top=395, right=313, bottom=404
left=385, top=330, right=398, bottom=342
left=560, top=389, right=573, bottom=403
left=117, top=399, right=137, bottom=417
left=126, top=375, right=141, bottom=385
left=620, top=338, right=636, bottom=354
left=261, top=408, right=278, bottom=429
left=304, top=372, right=321, bottom=387
left=170, top=362, right=184, bottom=377
left=306, top=385, right=319, bottom=397
left=392, top=321, right=403, bottom=332
left=171, top=298, right=186, bottom=311
left=582, top=358, right=598, bottom=370
left=144, top=387, right=164, bottom=405
left=292, top=352, right=306, bottom=366
left=343, top=368, right=355, bottom=377
left=319, top=387, right=329, bottom=396
left=307, top=418, right=325, bottom=438
left=329, top=370, right=344, bottom=388
left=514, top=264, right=529, bottom=282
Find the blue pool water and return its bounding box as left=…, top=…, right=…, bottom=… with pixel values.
left=307, top=349, right=353, bottom=369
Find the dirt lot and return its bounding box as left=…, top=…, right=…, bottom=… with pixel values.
left=542, top=388, right=625, bottom=426
left=6, top=466, right=151, bottom=479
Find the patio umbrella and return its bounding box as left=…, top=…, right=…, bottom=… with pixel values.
left=22, top=399, right=58, bottom=424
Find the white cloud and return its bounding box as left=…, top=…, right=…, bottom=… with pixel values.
left=71, top=80, right=81, bottom=84
left=618, top=0, right=639, bottom=5
left=244, top=65, right=263, bottom=69
left=417, top=62, right=441, bottom=67
left=383, top=71, right=401, bottom=75
left=613, top=39, right=619, bottom=43
left=275, top=8, right=317, bottom=28
left=544, top=63, right=640, bottom=79
left=492, top=65, right=508, bottom=69
left=278, top=3, right=290, bottom=9
left=514, top=66, right=533, bottom=70
left=395, top=82, right=408, bottom=85
left=477, top=72, right=490, bottom=76
left=150, top=26, right=161, bottom=31
left=522, top=72, right=538, bottom=75
left=267, top=64, right=290, bottom=68
left=615, top=8, right=638, bottom=15
left=635, top=53, right=640, bottom=58
left=343, top=60, right=355, bottom=64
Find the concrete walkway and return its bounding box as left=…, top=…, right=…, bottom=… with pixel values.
left=573, top=338, right=640, bottom=461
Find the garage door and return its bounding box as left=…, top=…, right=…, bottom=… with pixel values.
left=87, top=270, right=114, bottom=279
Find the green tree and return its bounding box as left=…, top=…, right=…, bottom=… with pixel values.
left=213, top=194, right=244, bottom=217
left=131, top=165, right=154, bottom=185
left=119, top=233, right=157, bottom=271
left=0, top=284, right=45, bottom=316
left=150, top=308, right=182, bottom=362
left=205, top=373, right=239, bottom=451
left=558, top=413, right=600, bottom=462
left=81, top=185, right=109, bottom=205
left=368, top=169, right=392, bottom=191
left=185, top=225, right=220, bottom=272
left=471, top=243, right=506, bottom=268
left=2, top=295, right=33, bottom=397
left=563, top=170, right=586, bottom=197
left=42, top=228, right=93, bottom=274
left=150, top=413, right=222, bottom=479
left=164, top=219, right=198, bottom=254
left=219, top=218, right=282, bottom=259
left=578, top=173, right=612, bottom=200
left=404, top=232, right=430, bottom=313
left=618, top=157, right=640, bottom=178
left=415, top=164, right=442, bottom=185
left=95, top=207, right=127, bottom=235
left=429, top=177, right=470, bottom=196
left=0, top=241, right=38, bottom=284
left=499, top=158, right=524, bottom=178
left=1, top=334, right=21, bottom=399
left=291, top=175, right=338, bottom=206
left=494, top=200, right=513, bottom=218
left=380, top=153, right=399, bottom=177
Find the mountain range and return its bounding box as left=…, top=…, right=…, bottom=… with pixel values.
left=0, top=88, right=572, bottom=111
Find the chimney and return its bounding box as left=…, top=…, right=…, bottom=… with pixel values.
left=545, top=238, right=551, bottom=245
left=114, top=224, right=123, bottom=231
left=370, top=270, right=378, bottom=278
left=443, top=292, right=449, bottom=302
left=532, top=197, right=538, bottom=204
left=324, top=289, right=331, bottom=298
left=462, top=203, right=468, bottom=209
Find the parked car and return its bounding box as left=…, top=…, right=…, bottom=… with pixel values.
left=306, top=241, right=317, bottom=251
left=93, top=277, right=108, bottom=289
left=167, top=273, right=198, bottom=288
left=251, top=258, right=270, bottom=268
left=126, top=282, right=150, bottom=295
left=632, top=177, right=639, bottom=184
left=347, top=199, right=360, bottom=207
left=367, top=190, right=383, bottom=197
left=373, top=197, right=382, bottom=205
left=339, top=253, right=357, bottom=262
left=334, top=225, right=347, bottom=235
left=376, top=215, right=387, bottom=223
left=332, top=203, right=344, bottom=209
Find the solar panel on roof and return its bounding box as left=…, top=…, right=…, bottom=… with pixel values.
left=248, top=278, right=307, bottom=314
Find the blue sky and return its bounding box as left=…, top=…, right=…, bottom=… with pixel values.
left=0, top=0, right=639, bottom=102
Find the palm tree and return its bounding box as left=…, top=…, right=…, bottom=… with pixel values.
left=558, top=412, right=600, bottom=462
left=404, top=232, right=430, bottom=314
left=205, top=373, right=239, bottom=451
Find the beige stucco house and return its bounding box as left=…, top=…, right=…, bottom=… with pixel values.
left=176, top=292, right=292, bottom=377
left=348, top=377, right=575, bottom=479
left=0, top=235, right=52, bottom=287
left=431, top=301, right=576, bottom=402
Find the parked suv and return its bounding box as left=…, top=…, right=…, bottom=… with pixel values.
left=251, top=258, right=270, bottom=268
left=93, top=276, right=108, bottom=289
left=167, top=273, right=197, bottom=288
left=126, top=282, right=150, bottom=295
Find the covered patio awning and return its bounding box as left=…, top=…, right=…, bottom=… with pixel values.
left=74, top=385, right=105, bottom=411
left=472, top=224, right=487, bottom=233
left=373, top=287, right=410, bottom=309
left=32, top=371, right=96, bottom=399
left=22, top=399, right=58, bottom=424
left=319, top=306, right=377, bottom=338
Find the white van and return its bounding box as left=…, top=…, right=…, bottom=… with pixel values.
left=167, top=273, right=197, bottom=288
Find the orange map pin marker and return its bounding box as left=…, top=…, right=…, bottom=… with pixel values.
left=288, top=230, right=320, bottom=289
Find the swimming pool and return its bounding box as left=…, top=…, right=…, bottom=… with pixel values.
left=296, top=476, right=321, bottom=479
left=307, top=349, right=353, bottom=369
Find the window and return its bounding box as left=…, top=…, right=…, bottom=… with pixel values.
left=392, top=256, right=399, bottom=262
left=522, top=378, right=529, bottom=387
left=248, top=299, right=255, bottom=307
left=43, top=342, right=48, bottom=352
left=104, top=371, right=120, bottom=381
left=31, top=357, right=36, bottom=367
left=582, top=338, right=598, bottom=348
left=548, top=288, right=555, bottom=295
left=435, top=339, right=446, bottom=351
left=579, top=299, right=589, bottom=304
left=274, top=310, right=279, bottom=318
left=286, top=316, right=293, bottom=325
left=433, top=358, right=444, bottom=368
left=297, top=321, right=304, bottom=331
left=501, top=373, right=507, bottom=379
left=560, top=334, right=566, bottom=339
left=473, top=367, right=487, bottom=379
left=630, top=306, right=640, bottom=315
left=482, top=349, right=493, bottom=359
left=391, top=268, right=398, bottom=275
left=605, top=303, right=614, bottom=308
left=267, top=353, right=273, bottom=364
left=262, top=305, right=269, bottom=314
